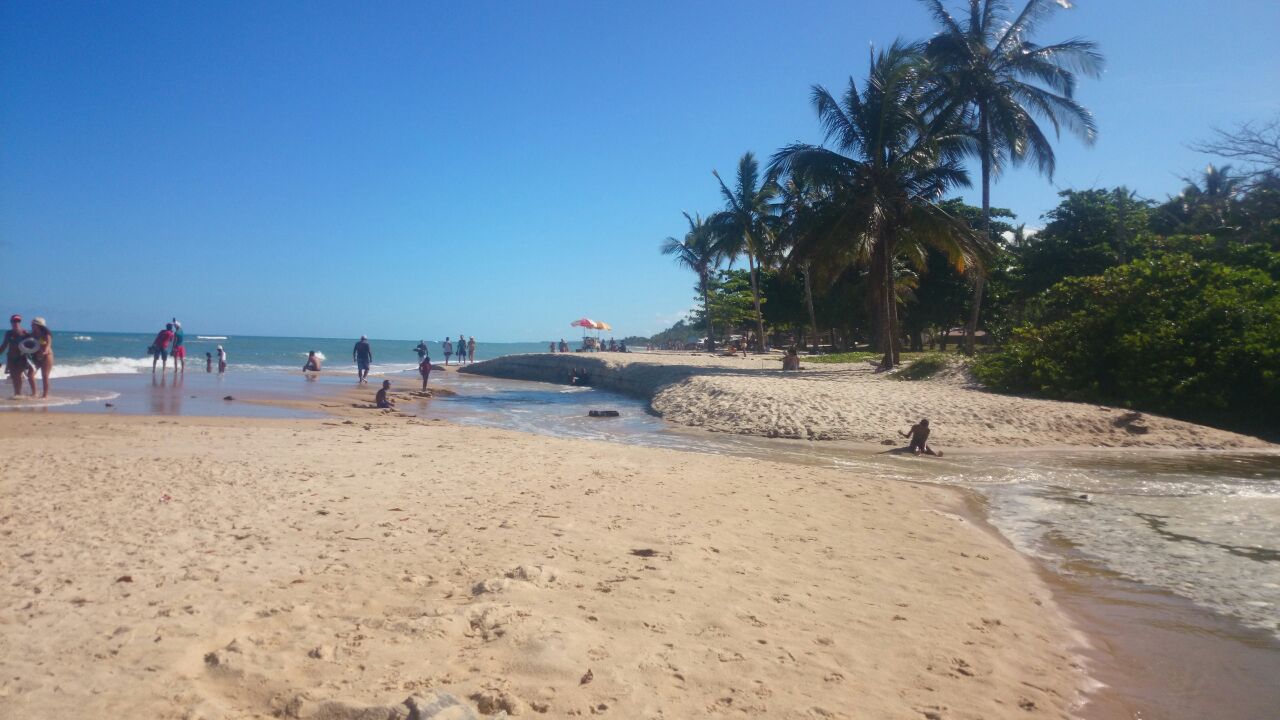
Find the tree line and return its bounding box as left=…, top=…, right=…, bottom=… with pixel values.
left=658, top=0, right=1280, bottom=434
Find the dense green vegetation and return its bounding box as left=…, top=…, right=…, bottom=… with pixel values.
left=650, top=0, right=1279, bottom=434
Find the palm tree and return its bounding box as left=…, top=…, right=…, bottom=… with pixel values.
left=775, top=175, right=827, bottom=352
left=712, top=152, right=778, bottom=353
left=661, top=212, right=723, bottom=351
left=919, top=0, right=1103, bottom=354
left=770, top=42, right=989, bottom=369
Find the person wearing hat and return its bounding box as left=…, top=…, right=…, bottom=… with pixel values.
left=0, top=314, right=36, bottom=396
left=170, top=319, right=186, bottom=374
left=352, top=335, right=373, bottom=384
left=29, top=317, right=54, bottom=398
left=216, top=345, right=227, bottom=374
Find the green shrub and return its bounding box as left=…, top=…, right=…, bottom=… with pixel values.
left=975, top=253, right=1280, bottom=434
left=891, top=353, right=950, bottom=380
left=806, top=351, right=880, bottom=364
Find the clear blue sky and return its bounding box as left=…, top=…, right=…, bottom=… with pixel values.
left=2, top=1, right=1277, bottom=340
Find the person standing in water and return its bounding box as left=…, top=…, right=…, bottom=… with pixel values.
left=216, top=345, right=227, bottom=373
left=151, top=323, right=175, bottom=373
left=205, top=352, right=213, bottom=373
left=29, top=317, right=53, bottom=398
left=414, top=340, right=429, bottom=361
left=442, top=337, right=453, bottom=365
left=352, top=335, right=372, bottom=383
left=170, top=320, right=186, bottom=373
left=418, top=352, right=432, bottom=390
left=467, top=336, right=476, bottom=363
left=457, top=332, right=467, bottom=364
left=0, top=314, right=35, bottom=397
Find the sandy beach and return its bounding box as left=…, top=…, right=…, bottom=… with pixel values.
left=0, top=410, right=1085, bottom=719
left=463, top=352, right=1272, bottom=450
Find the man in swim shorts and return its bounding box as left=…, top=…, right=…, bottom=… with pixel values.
left=151, top=323, right=175, bottom=373
left=353, top=335, right=373, bottom=383
left=171, top=320, right=186, bottom=373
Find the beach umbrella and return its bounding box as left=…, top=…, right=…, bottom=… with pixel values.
left=570, top=318, right=597, bottom=328
left=594, top=321, right=612, bottom=331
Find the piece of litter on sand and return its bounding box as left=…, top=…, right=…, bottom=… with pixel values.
left=580, top=669, right=594, bottom=685
left=630, top=548, right=658, bottom=558
left=115, top=575, right=133, bottom=583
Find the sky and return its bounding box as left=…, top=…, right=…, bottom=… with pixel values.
left=2, top=1, right=1278, bottom=341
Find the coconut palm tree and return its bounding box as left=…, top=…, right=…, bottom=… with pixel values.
left=774, top=174, right=828, bottom=352
left=711, top=152, right=778, bottom=353
left=661, top=212, right=723, bottom=351
left=770, top=41, right=989, bottom=369
left=919, top=0, right=1103, bottom=354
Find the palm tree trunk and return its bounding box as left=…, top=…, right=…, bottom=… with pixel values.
left=747, top=251, right=765, bottom=353
left=701, top=271, right=714, bottom=352
left=964, top=106, right=991, bottom=356
left=880, top=233, right=896, bottom=370
left=803, top=261, right=818, bottom=353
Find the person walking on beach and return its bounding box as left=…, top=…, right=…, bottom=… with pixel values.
left=151, top=323, right=176, bottom=373
left=443, top=337, right=453, bottom=365
left=899, top=419, right=941, bottom=456
left=29, top=317, right=53, bottom=398
left=375, top=379, right=395, bottom=408
left=303, top=351, right=322, bottom=372
left=467, top=336, right=476, bottom=363
left=353, top=335, right=372, bottom=383
left=418, top=353, right=432, bottom=391
left=216, top=345, right=227, bottom=373
left=170, top=320, right=186, bottom=373
left=0, top=314, right=35, bottom=397
left=414, top=340, right=429, bottom=361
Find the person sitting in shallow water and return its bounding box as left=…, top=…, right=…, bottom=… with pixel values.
left=899, top=418, right=942, bottom=456
left=375, top=380, right=395, bottom=408
left=303, top=351, right=322, bottom=372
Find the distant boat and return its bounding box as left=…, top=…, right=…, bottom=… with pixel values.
left=197, top=336, right=229, bottom=340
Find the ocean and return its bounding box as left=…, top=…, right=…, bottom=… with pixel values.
left=40, top=331, right=557, bottom=378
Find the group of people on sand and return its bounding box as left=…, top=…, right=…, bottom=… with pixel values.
left=549, top=337, right=627, bottom=353
left=339, top=335, right=465, bottom=406
left=1, top=314, right=54, bottom=398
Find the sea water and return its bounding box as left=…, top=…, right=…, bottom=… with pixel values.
left=24, top=332, right=555, bottom=379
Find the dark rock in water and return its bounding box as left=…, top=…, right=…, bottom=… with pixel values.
left=588, top=410, right=620, bottom=417
left=104, top=403, right=114, bottom=407
left=223, top=395, right=234, bottom=401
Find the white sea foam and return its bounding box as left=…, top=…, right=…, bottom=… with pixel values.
left=0, top=390, right=120, bottom=409
left=197, top=336, right=229, bottom=340
left=72, top=335, right=93, bottom=341
left=50, top=357, right=155, bottom=378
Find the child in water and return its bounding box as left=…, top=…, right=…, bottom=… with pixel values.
left=205, top=352, right=212, bottom=373
left=375, top=379, right=395, bottom=408
left=899, top=419, right=942, bottom=456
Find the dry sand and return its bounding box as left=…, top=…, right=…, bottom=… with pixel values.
left=464, top=352, right=1271, bottom=450
left=1, top=411, right=1084, bottom=719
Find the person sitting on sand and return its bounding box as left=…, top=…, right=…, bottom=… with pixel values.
left=899, top=419, right=941, bottom=456
left=375, top=379, right=395, bottom=408
left=782, top=346, right=800, bottom=371
left=418, top=353, right=432, bottom=391
left=303, top=351, right=322, bottom=372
